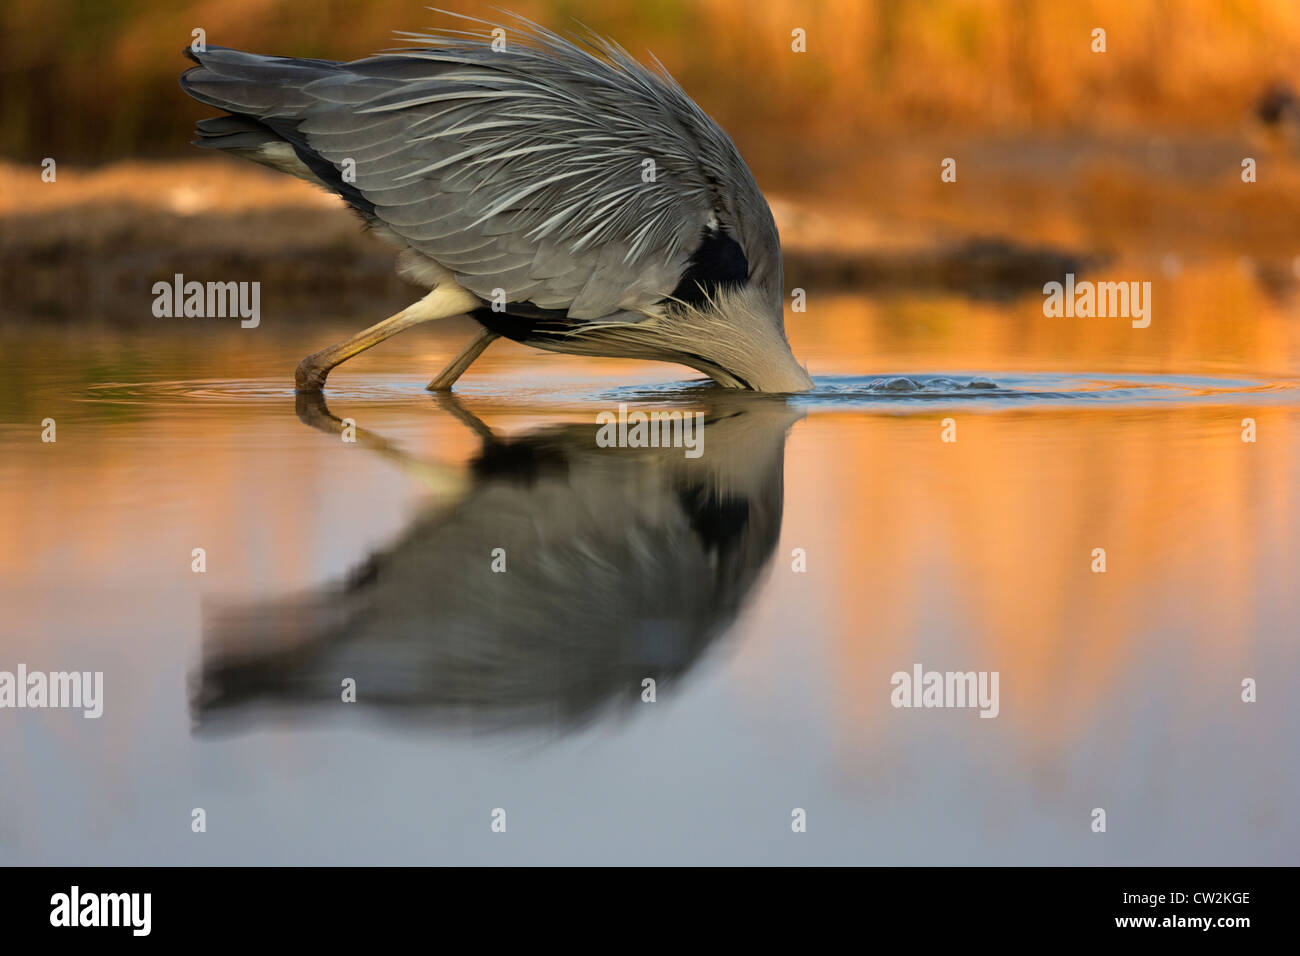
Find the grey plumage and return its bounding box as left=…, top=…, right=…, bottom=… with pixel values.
left=180, top=12, right=812, bottom=392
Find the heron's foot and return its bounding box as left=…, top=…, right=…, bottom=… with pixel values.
left=425, top=370, right=458, bottom=392
left=295, top=358, right=328, bottom=392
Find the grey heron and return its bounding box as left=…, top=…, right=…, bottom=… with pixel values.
left=179, top=13, right=813, bottom=393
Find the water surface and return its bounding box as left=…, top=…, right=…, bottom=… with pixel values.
left=2, top=278, right=1298, bottom=864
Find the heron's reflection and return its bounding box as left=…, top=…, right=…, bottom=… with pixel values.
left=193, top=391, right=801, bottom=734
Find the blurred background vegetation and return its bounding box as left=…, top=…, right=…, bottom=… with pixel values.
left=8, top=0, right=1300, bottom=320
left=5, top=0, right=1300, bottom=165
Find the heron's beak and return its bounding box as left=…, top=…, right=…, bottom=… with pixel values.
left=743, top=344, right=814, bottom=393
left=714, top=323, right=814, bottom=393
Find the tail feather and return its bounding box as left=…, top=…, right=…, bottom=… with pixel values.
left=179, top=45, right=375, bottom=215
left=192, top=114, right=278, bottom=151
left=179, top=45, right=340, bottom=114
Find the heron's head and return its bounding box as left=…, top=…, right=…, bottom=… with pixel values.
left=652, top=284, right=814, bottom=393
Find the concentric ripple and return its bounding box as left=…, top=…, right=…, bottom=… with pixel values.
left=80, top=371, right=1300, bottom=411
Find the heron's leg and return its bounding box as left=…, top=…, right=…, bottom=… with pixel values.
left=295, top=284, right=479, bottom=392
left=426, top=328, right=499, bottom=391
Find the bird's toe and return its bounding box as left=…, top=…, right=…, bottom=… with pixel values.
left=295, top=359, right=327, bottom=392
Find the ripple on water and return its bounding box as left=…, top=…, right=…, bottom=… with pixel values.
left=789, top=373, right=1300, bottom=408
left=80, top=372, right=1300, bottom=411
left=82, top=378, right=417, bottom=406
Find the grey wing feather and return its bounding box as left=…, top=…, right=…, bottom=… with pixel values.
left=180, top=16, right=779, bottom=321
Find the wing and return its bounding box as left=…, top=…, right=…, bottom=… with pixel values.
left=180, top=15, right=780, bottom=320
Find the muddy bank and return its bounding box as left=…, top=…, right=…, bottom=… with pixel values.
left=3, top=161, right=1097, bottom=319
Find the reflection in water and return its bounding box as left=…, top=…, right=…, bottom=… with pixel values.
left=192, top=393, right=801, bottom=734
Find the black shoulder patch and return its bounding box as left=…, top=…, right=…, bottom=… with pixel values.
left=667, top=226, right=749, bottom=306
left=471, top=302, right=576, bottom=345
